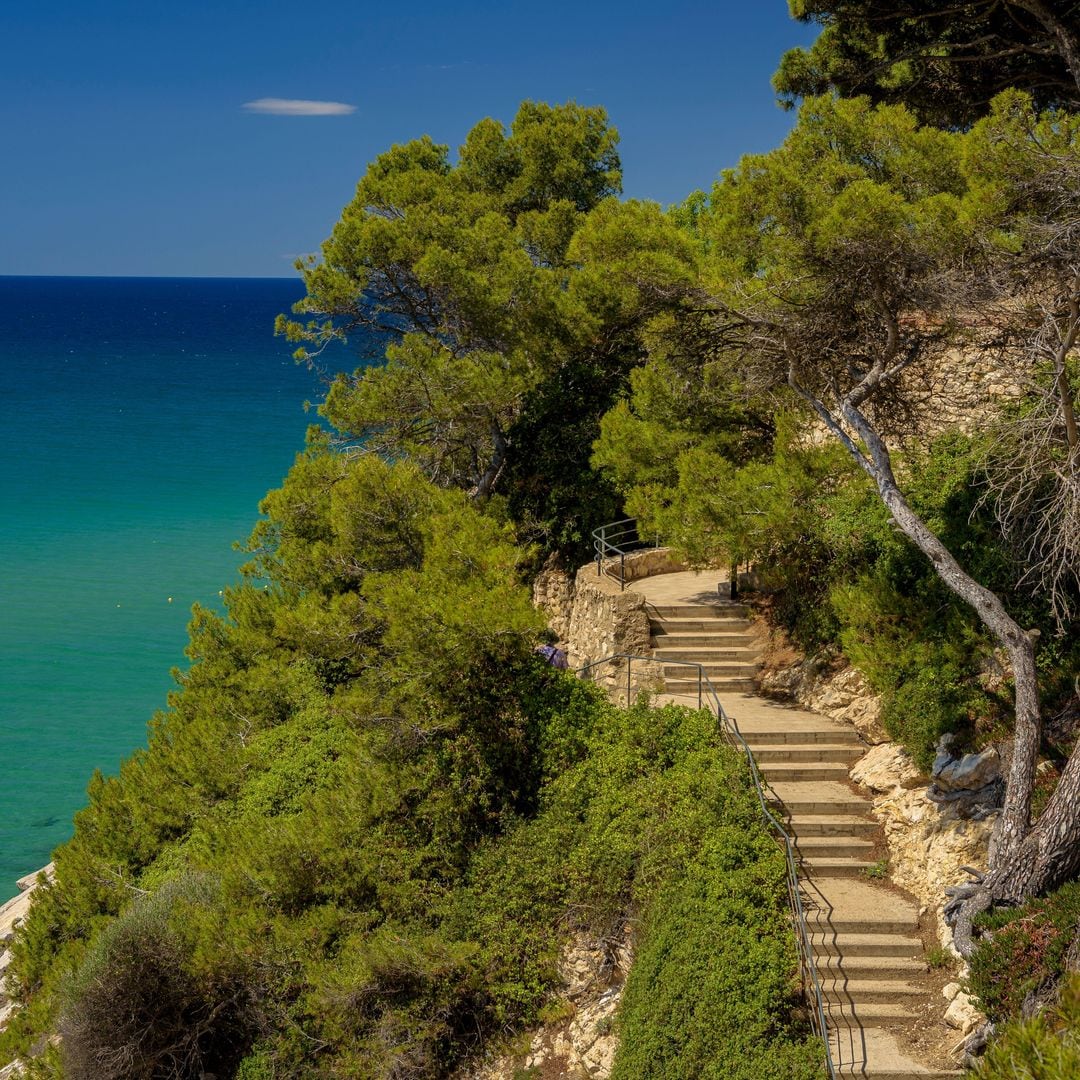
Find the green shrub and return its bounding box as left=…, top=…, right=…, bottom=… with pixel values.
left=611, top=829, right=824, bottom=1080
left=880, top=661, right=981, bottom=772
left=58, top=874, right=258, bottom=1080
left=968, top=881, right=1080, bottom=1021
left=976, top=974, right=1080, bottom=1079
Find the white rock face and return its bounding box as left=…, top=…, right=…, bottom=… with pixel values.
left=760, top=656, right=889, bottom=744
left=851, top=741, right=996, bottom=961
left=944, top=990, right=984, bottom=1035
left=850, top=743, right=925, bottom=792
left=805, top=666, right=890, bottom=744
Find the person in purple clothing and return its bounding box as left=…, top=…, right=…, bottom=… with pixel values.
left=536, top=629, right=569, bottom=669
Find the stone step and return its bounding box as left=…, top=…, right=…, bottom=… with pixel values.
left=662, top=660, right=761, bottom=675
left=804, top=856, right=879, bottom=878
left=629, top=578, right=951, bottom=1079
left=649, top=631, right=754, bottom=646
left=834, top=1072, right=962, bottom=1080
left=753, top=743, right=865, bottom=765
left=648, top=617, right=752, bottom=632
left=808, top=912, right=920, bottom=934
left=823, top=1001, right=916, bottom=1021
left=804, top=879, right=920, bottom=934
left=769, top=781, right=870, bottom=815
left=788, top=814, right=877, bottom=836
left=795, top=836, right=876, bottom=859
left=814, top=953, right=925, bottom=976
left=780, top=798, right=871, bottom=816
left=743, top=727, right=864, bottom=746
left=828, top=1028, right=964, bottom=1078
left=820, top=978, right=924, bottom=1004
left=664, top=678, right=757, bottom=694
left=652, top=646, right=762, bottom=661
left=810, top=932, right=924, bottom=958
left=649, top=603, right=750, bottom=619
left=759, top=762, right=853, bottom=782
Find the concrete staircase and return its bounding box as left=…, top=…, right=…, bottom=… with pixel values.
left=648, top=602, right=762, bottom=693
left=642, top=581, right=960, bottom=1080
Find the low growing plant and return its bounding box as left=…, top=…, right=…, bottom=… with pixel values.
left=968, top=881, right=1080, bottom=1021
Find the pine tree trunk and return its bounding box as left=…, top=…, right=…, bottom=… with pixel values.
left=839, top=404, right=1043, bottom=866
left=1012, top=0, right=1080, bottom=96
left=797, top=388, right=1077, bottom=957
left=952, top=754, right=1080, bottom=956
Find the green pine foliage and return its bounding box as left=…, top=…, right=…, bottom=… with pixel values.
left=277, top=101, right=699, bottom=565
left=0, top=445, right=817, bottom=1079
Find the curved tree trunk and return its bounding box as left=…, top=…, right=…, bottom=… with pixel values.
left=1012, top=0, right=1080, bottom=95
left=839, top=403, right=1043, bottom=867
left=791, top=354, right=1080, bottom=957
left=835, top=403, right=1080, bottom=956
left=952, top=752, right=1080, bottom=955
left=801, top=393, right=1044, bottom=861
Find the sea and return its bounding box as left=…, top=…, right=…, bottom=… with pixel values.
left=0, top=276, right=363, bottom=894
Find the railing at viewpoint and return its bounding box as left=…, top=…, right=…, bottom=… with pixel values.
left=575, top=653, right=839, bottom=1080
left=591, top=518, right=657, bottom=590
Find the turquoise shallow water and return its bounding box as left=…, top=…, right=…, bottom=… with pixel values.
left=0, top=277, right=349, bottom=892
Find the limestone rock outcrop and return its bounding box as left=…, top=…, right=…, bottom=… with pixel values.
left=928, top=739, right=1003, bottom=817
left=850, top=743, right=996, bottom=952
left=759, top=653, right=889, bottom=744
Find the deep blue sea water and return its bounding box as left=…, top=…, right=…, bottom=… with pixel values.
left=0, top=277, right=352, bottom=893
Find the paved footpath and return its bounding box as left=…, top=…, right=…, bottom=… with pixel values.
left=628, top=570, right=961, bottom=1079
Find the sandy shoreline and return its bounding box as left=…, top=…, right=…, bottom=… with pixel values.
left=0, top=866, right=51, bottom=939
left=1, top=864, right=53, bottom=1037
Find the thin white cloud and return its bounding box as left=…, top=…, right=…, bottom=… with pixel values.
left=242, top=97, right=356, bottom=116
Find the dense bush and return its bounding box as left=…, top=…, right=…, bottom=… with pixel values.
left=975, top=975, right=1080, bottom=1080
left=611, top=827, right=823, bottom=1080
left=58, top=875, right=258, bottom=1080
left=0, top=449, right=817, bottom=1079
left=968, top=881, right=1080, bottom=1022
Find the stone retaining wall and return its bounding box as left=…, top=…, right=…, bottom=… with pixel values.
left=566, top=567, right=656, bottom=706
left=533, top=548, right=690, bottom=705
left=603, top=547, right=687, bottom=585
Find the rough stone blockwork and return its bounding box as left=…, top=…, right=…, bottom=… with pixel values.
left=533, top=549, right=689, bottom=704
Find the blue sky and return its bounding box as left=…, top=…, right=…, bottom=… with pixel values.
left=3, top=2, right=817, bottom=278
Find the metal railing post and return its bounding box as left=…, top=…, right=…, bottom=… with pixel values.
left=591, top=518, right=661, bottom=591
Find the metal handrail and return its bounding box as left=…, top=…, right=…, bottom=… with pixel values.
left=574, top=652, right=838, bottom=1080
left=591, top=518, right=658, bottom=590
